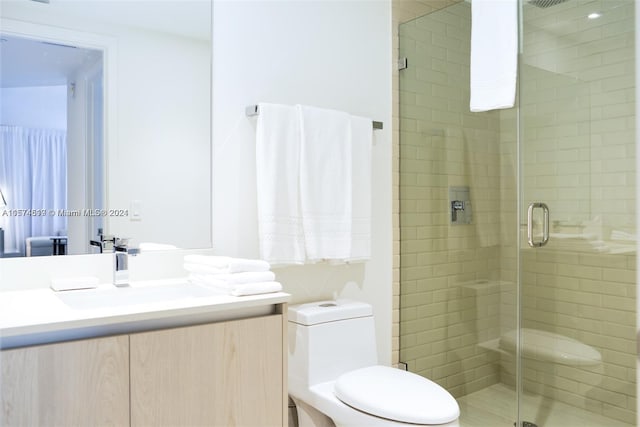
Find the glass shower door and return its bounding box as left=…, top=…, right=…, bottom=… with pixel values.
left=398, top=2, right=520, bottom=426
left=518, top=1, right=636, bottom=426
left=398, top=1, right=636, bottom=426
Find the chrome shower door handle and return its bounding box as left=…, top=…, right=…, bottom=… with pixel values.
left=527, top=202, right=550, bottom=248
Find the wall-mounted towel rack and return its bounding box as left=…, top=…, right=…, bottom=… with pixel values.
left=245, top=105, right=383, bottom=130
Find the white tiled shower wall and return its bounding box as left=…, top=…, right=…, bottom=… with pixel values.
left=397, top=0, right=636, bottom=424
left=398, top=1, right=508, bottom=398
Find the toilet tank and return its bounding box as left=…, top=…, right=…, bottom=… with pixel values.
left=288, top=300, right=378, bottom=391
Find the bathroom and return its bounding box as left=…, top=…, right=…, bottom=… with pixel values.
left=0, top=0, right=636, bottom=426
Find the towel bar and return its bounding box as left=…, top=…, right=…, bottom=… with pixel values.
left=245, top=105, right=383, bottom=130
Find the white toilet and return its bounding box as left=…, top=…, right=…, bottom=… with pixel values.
left=288, top=300, right=460, bottom=427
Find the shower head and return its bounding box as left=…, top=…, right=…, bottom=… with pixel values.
left=527, top=0, right=569, bottom=8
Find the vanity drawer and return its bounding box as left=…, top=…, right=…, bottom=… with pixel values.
left=130, top=314, right=285, bottom=427
left=0, top=335, right=130, bottom=427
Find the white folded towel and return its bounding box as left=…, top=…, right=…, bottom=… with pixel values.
left=470, top=0, right=518, bottom=112
left=347, top=115, right=372, bottom=262
left=255, top=103, right=306, bottom=265
left=184, top=255, right=270, bottom=273
left=184, top=263, right=227, bottom=275
left=218, top=270, right=276, bottom=284
left=298, top=105, right=352, bottom=261
left=188, top=275, right=283, bottom=296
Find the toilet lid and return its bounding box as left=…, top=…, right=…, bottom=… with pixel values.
left=334, top=365, right=459, bottom=425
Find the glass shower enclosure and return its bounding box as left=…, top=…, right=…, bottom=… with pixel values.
left=398, top=1, right=636, bottom=426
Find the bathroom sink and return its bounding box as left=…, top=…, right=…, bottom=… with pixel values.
left=55, top=283, right=221, bottom=310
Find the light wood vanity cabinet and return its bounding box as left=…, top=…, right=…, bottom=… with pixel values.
left=0, top=335, right=130, bottom=426
left=130, top=314, right=285, bottom=426
left=1, top=313, right=286, bottom=427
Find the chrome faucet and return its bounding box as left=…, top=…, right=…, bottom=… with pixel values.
left=90, top=229, right=116, bottom=253
left=113, top=238, right=139, bottom=287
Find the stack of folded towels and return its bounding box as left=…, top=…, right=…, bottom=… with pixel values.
left=184, top=255, right=282, bottom=296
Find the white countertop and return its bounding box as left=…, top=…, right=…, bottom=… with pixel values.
left=0, top=279, right=290, bottom=349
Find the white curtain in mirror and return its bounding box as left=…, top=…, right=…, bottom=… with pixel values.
left=0, top=125, right=67, bottom=255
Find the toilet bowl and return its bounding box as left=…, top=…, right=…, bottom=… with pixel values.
left=288, top=300, right=460, bottom=427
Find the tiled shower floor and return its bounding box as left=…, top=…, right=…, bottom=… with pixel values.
left=457, top=383, right=634, bottom=427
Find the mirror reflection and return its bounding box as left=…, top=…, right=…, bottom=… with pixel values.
left=0, top=0, right=212, bottom=257
left=0, top=35, right=104, bottom=257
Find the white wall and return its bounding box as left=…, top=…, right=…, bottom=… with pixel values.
left=0, top=86, right=67, bottom=129
left=106, top=27, right=211, bottom=249
left=212, top=0, right=393, bottom=364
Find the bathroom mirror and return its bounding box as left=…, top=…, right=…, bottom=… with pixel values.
left=0, top=0, right=212, bottom=256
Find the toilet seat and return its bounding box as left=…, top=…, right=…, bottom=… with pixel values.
left=334, top=365, right=460, bottom=425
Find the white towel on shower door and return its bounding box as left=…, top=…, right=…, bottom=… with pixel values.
left=469, top=0, right=518, bottom=112
left=255, top=103, right=305, bottom=265
left=298, top=105, right=352, bottom=262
